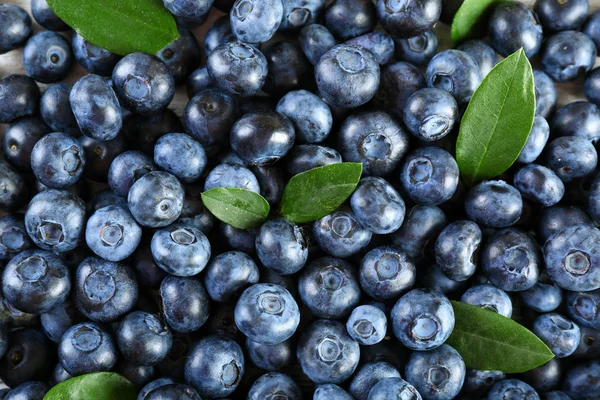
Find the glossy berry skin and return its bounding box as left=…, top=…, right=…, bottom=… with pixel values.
left=162, top=0, right=212, bottom=18
left=349, top=362, right=401, bottom=400
left=186, top=67, right=212, bottom=98
left=297, top=319, right=360, bottom=384
left=156, top=27, right=201, bottom=85
left=426, top=49, right=481, bottom=104
left=185, top=334, right=244, bottom=397
left=465, top=180, right=523, bottom=228
left=2, top=117, right=49, bottom=173
left=534, top=70, right=557, bottom=118
left=350, top=177, right=405, bottom=235
left=585, top=10, right=600, bottom=50
left=360, top=245, right=416, bottom=301
left=154, top=133, right=206, bottom=183
left=128, top=171, right=184, bottom=228
left=31, top=0, right=67, bottom=31
left=541, top=31, right=597, bottom=82
left=563, top=359, right=600, bottom=399
left=522, top=357, right=561, bottom=393
left=0, top=215, right=33, bottom=261
left=286, top=145, right=341, bottom=175
left=540, top=205, right=594, bottom=242
left=72, top=33, right=120, bottom=76
left=40, top=84, right=78, bottom=135
left=566, top=289, right=600, bottom=330
left=421, top=263, right=469, bottom=296
left=518, top=116, right=550, bottom=164
left=235, top=283, right=299, bottom=344
left=279, top=0, right=324, bottom=31
left=23, top=31, right=72, bottom=83
left=487, top=379, right=539, bottom=400
left=521, top=279, right=564, bottom=313
left=256, top=218, right=307, bottom=275
left=112, top=53, right=175, bottom=114
left=85, top=205, right=141, bottom=262
left=276, top=90, right=332, bottom=144
left=346, top=305, right=387, bottom=346
left=299, top=257, right=361, bottom=319
left=391, top=205, right=447, bottom=262
left=5, top=381, right=49, bottom=400
left=0, top=75, right=40, bottom=123
left=316, top=44, right=380, bottom=108
left=31, top=132, right=85, bottom=189
left=40, top=300, right=78, bottom=343
left=248, top=372, right=301, bottom=400
left=401, top=146, right=459, bottom=206
left=59, top=322, right=117, bottom=376
left=457, top=40, right=498, bottom=77
left=545, top=136, right=598, bottom=182
left=139, top=378, right=175, bottom=399
left=338, top=111, right=409, bottom=176
left=436, top=220, right=482, bottom=282
left=348, top=32, right=396, bottom=66
left=230, top=0, right=283, bottom=44
left=0, top=161, right=28, bottom=212
left=298, top=23, right=337, bottom=65
left=403, top=88, right=458, bottom=141
left=183, top=88, right=239, bottom=154
left=70, top=74, right=122, bottom=141
left=204, top=163, right=260, bottom=194
left=246, top=337, right=294, bottom=371
left=314, top=384, right=354, bottom=400
left=263, top=41, right=310, bottom=96
left=405, top=344, right=466, bottom=400
left=25, top=189, right=86, bottom=253
left=221, top=223, right=258, bottom=253
left=461, top=284, right=513, bottom=317
left=463, top=369, right=506, bottom=397
left=75, top=256, right=138, bottom=322
left=204, top=251, right=258, bottom=302
left=2, top=249, right=70, bottom=314
left=207, top=42, right=268, bottom=97
left=391, top=289, right=454, bottom=351
left=0, top=4, right=31, bottom=54
left=325, top=0, right=376, bottom=40
left=108, top=151, right=156, bottom=197
left=376, top=0, right=441, bottom=38
left=117, top=311, right=172, bottom=366
left=551, top=101, right=600, bottom=142
left=533, top=313, right=581, bottom=358
left=535, top=0, right=589, bottom=32
left=376, top=61, right=426, bottom=118
left=122, top=108, right=183, bottom=154
left=160, top=276, right=210, bottom=333
left=585, top=68, right=600, bottom=106
left=0, top=329, right=53, bottom=387
left=514, top=164, right=565, bottom=207
left=313, top=208, right=372, bottom=258
left=394, top=30, right=438, bottom=66
left=151, top=224, right=210, bottom=277
left=368, top=377, right=423, bottom=400
left=144, top=383, right=201, bottom=400
left=489, top=3, right=543, bottom=58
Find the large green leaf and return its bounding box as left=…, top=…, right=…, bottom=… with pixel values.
left=44, top=372, right=136, bottom=400
left=201, top=188, right=270, bottom=229
left=451, top=0, right=502, bottom=43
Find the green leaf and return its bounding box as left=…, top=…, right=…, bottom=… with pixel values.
left=456, top=48, right=535, bottom=187
left=447, top=301, right=554, bottom=373
left=46, top=0, right=179, bottom=56
left=44, top=372, right=136, bottom=400
left=280, top=163, right=363, bottom=224
left=201, top=188, right=270, bottom=229
left=451, top=0, right=501, bottom=43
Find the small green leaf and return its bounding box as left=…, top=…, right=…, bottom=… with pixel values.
left=451, top=0, right=501, bottom=43
left=280, top=163, right=362, bottom=224
left=46, top=0, right=179, bottom=56
left=201, top=188, right=270, bottom=229
left=447, top=301, right=554, bottom=373
left=44, top=372, right=136, bottom=400
left=456, top=48, right=535, bottom=187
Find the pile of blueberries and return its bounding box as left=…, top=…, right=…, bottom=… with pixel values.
left=2, top=0, right=600, bottom=398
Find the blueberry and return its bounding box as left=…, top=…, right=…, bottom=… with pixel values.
left=535, top=0, right=589, bottom=32
left=375, top=61, right=426, bottom=117
left=316, top=44, right=380, bottom=108
left=286, top=145, right=341, bottom=175
left=248, top=372, right=301, bottom=400
left=153, top=133, right=206, bottom=183
left=573, top=326, right=600, bottom=359
left=39, top=87, right=77, bottom=141
left=403, top=88, right=458, bottom=142
left=349, top=362, right=401, bottom=400
left=351, top=177, right=405, bottom=235
left=116, top=361, right=154, bottom=391
left=85, top=205, right=141, bottom=261
left=31, top=0, right=67, bottom=31
left=145, top=383, right=201, bottom=400
left=108, top=151, right=156, bottom=197
left=489, top=2, right=543, bottom=58
left=435, top=221, right=480, bottom=282
left=160, top=275, right=210, bottom=333
left=325, top=0, right=376, bottom=40
left=162, top=0, right=212, bottom=18
left=584, top=68, right=600, bottom=107
left=0, top=329, right=52, bottom=387
left=40, top=300, right=79, bottom=343
left=2, top=117, right=49, bottom=173
left=522, top=358, right=562, bottom=393
left=426, top=49, right=481, bottom=104
left=220, top=223, right=258, bottom=253
left=59, top=322, right=118, bottom=375
left=347, top=32, right=396, bottom=66
left=545, top=136, right=598, bottom=182
left=70, top=74, right=123, bottom=141
left=0, top=161, right=28, bottom=212
left=520, top=278, right=564, bottom=313
left=487, top=379, right=540, bottom=400
left=183, top=88, right=239, bottom=154
left=539, top=205, right=593, bottom=242
left=338, top=110, right=409, bottom=176
left=421, top=263, right=469, bottom=295
left=566, top=289, right=600, bottom=330
left=204, top=251, right=259, bottom=303
left=185, top=334, right=244, bottom=397
left=298, top=23, right=337, bottom=65
left=186, top=67, right=213, bottom=98
left=23, top=31, right=72, bottom=83
left=314, top=384, right=354, bottom=400
left=4, top=381, right=49, bottom=400
left=465, top=180, right=523, bottom=228
left=0, top=75, right=40, bottom=123
left=360, top=245, right=416, bottom=301
left=457, top=40, right=499, bottom=77
left=533, top=313, right=580, bottom=358
left=122, top=109, right=184, bottom=155
left=151, top=224, right=211, bottom=276
left=551, top=101, right=600, bottom=142
left=368, top=377, right=423, bottom=400
left=279, top=0, right=324, bottom=31
left=0, top=215, right=33, bottom=262
left=30, top=132, right=85, bottom=189
left=246, top=337, right=294, bottom=372
left=297, top=319, right=360, bottom=384
left=584, top=10, right=600, bottom=50
left=533, top=70, right=557, bottom=118
left=75, top=256, right=138, bottom=322
left=263, top=41, right=310, bottom=95
left=204, top=15, right=235, bottom=56
left=541, top=31, right=597, bottom=82
left=117, top=311, right=172, bottom=366
left=2, top=249, right=70, bottom=314
left=346, top=305, right=387, bottom=346
left=391, top=205, right=447, bottom=262
left=71, top=33, right=120, bottom=76
left=230, top=0, right=283, bottom=44
left=0, top=4, right=31, bottom=54
left=25, top=189, right=86, bottom=252
left=563, top=359, right=600, bottom=399
left=276, top=90, right=332, bottom=144
left=461, top=284, right=513, bottom=317
left=394, top=30, right=438, bottom=66
left=139, top=378, right=176, bottom=400
left=128, top=171, right=184, bottom=228
left=376, top=0, right=441, bottom=38
left=235, top=283, right=299, bottom=344
left=52, top=363, right=72, bottom=384
left=542, top=391, right=573, bottom=400
left=463, top=369, right=506, bottom=397
left=112, top=53, right=175, bottom=114
left=255, top=218, right=307, bottom=275
left=514, top=164, right=565, bottom=207
left=156, top=27, right=201, bottom=85
left=207, top=42, right=268, bottom=97
left=404, top=344, right=466, bottom=400
left=518, top=116, right=550, bottom=164
left=206, top=164, right=260, bottom=195
left=313, top=207, right=372, bottom=258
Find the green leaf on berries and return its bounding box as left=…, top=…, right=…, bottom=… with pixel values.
left=280, top=162, right=363, bottom=224
left=456, top=48, right=535, bottom=187
left=46, top=0, right=179, bottom=55
left=447, top=301, right=554, bottom=373
left=202, top=188, right=270, bottom=229
left=451, top=0, right=502, bottom=43
left=44, top=372, right=137, bottom=400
